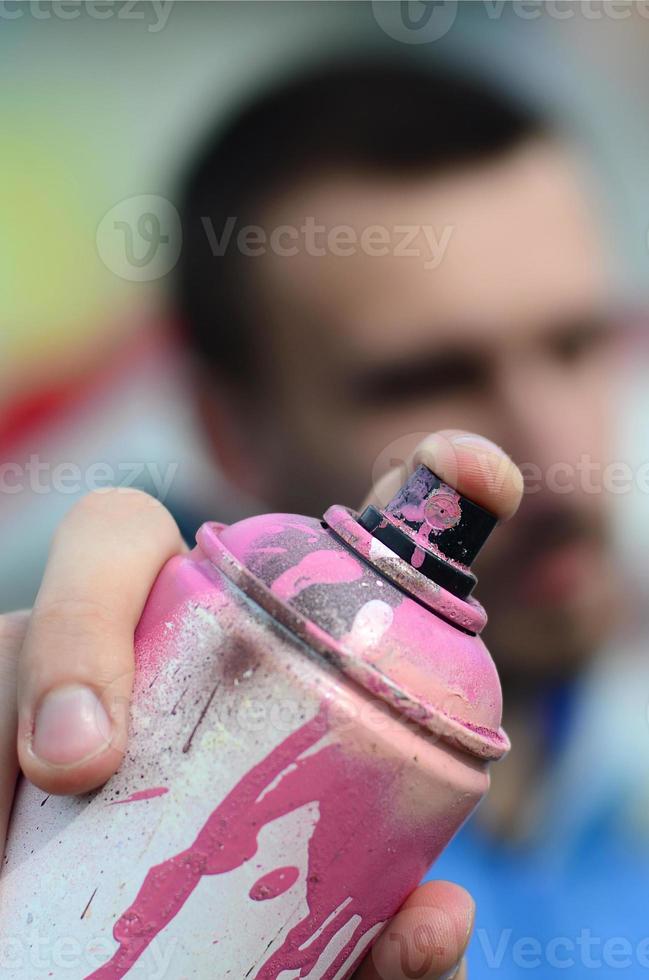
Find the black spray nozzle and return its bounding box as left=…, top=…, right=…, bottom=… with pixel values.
left=358, top=465, right=497, bottom=599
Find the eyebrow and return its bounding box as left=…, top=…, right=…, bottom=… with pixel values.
left=347, top=307, right=620, bottom=403
left=349, top=344, right=489, bottom=404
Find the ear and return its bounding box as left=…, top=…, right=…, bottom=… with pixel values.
left=193, top=373, right=265, bottom=500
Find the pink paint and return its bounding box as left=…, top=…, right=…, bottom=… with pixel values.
left=134, top=553, right=228, bottom=672
left=386, top=597, right=501, bottom=723
left=411, top=546, right=425, bottom=569
left=249, top=866, right=299, bottom=901
left=108, top=788, right=168, bottom=806
left=384, top=465, right=463, bottom=552
left=85, top=705, right=441, bottom=980
left=424, top=489, right=461, bottom=531
left=197, top=510, right=505, bottom=756
left=2, top=461, right=508, bottom=980
left=393, top=501, right=426, bottom=523
left=271, top=549, right=363, bottom=602
left=322, top=504, right=487, bottom=635
left=218, top=514, right=320, bottom=566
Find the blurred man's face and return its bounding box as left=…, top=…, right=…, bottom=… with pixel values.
left=226, top=141, right=621, bottom=684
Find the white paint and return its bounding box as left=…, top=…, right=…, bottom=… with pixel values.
left=349, top=599, right=394, bottom=648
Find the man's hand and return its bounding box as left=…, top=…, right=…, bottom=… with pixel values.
left=0, top=430, right=523, bottom=978
left=0, top=611, right=26, bottom=856
left=15, top=487, right=187, bottom=796
left=354, top=879, right=474, bottom=978
left=0, top=618, right=474, bottom=980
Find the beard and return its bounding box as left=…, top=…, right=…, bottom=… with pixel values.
left=474, top=499, right=617, bottom=692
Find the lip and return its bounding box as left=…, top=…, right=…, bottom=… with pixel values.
left=516, top=539, right=596, bottom=606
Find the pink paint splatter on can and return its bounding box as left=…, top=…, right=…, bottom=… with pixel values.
left=1, top=462, right=507, bottom=980
left=249, top=866, right=300, bottom=902
left=424, top=488, right=462, bottom=531
left=108, top=787, right=168, bottom=806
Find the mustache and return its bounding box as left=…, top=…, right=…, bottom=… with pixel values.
left=491, top=503, right=605, bottom=568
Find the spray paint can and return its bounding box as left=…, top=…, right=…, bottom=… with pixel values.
left=1, top=465, right=509, bottom=979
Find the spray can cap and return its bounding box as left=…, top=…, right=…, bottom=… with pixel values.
left=358, top=464, right=497, bottom=599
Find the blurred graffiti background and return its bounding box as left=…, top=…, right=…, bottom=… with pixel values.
left=5, top=5, right=649, bottom=978
left=1, top=1, right=648, bottom=605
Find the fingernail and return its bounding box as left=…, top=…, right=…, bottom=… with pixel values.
left=464, top=894, right=476, bottom=930
left=447, top=432, right=504, bottom=454
left=32, top=685, right=112, bottom=767
left=440, top=964, right=462, bottom=980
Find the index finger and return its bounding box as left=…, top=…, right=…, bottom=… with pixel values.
left=364, top=429, right=524, bottom=522
left=17, top=488, right=187, bottom=795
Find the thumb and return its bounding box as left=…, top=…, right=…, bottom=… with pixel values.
left=355, top=880, right=474, bottom=979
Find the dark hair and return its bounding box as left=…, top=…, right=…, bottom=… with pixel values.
left=175, top=58, right=544, bottom=388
